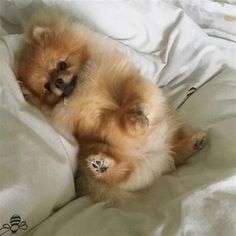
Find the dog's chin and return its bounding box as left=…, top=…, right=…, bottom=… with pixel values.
left=44, top=93, right=63, bottom=107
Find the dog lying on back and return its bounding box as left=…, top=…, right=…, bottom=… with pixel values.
left=16, top=10, right=206, bottom=206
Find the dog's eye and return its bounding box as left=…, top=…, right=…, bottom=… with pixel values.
left=44, top=82, right=51, bottom=92
left=57, top=61, right=67, bottom=70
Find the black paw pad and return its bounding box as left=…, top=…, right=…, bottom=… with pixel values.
left=194, top=137, right=206, bottom=150
left=90, top=159, right=109, bottom=173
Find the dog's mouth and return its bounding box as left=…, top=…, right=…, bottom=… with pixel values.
left=43, top=75, right=77, bottom=106
left=61, top=76, right=77, bottom=98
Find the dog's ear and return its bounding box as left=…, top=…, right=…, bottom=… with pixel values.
left=32, top=26, right=50, bottom=43
left=25, top=25, right=51, bottom=45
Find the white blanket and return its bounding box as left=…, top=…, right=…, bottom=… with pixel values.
left=0, top=1, right=236, bottom=236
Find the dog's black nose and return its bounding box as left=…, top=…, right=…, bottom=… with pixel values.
left=55, top=78, right=64, bottom=89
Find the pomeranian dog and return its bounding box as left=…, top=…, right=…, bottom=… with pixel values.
left=16, top=9, right=206, bottom=206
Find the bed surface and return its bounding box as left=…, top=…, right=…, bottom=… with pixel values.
left=0, top=1, right=236, bottom=236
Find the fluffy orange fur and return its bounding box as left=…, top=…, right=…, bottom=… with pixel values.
left=16, top=9, right=90, bottom=108
left=16, top=9, right=206, bottom=206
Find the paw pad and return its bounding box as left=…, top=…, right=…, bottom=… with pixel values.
left=88, top=158, right=109, bottom=173
left=91, top=160, right=108, bottom=173
left=193, top=132, right=207, bottom=151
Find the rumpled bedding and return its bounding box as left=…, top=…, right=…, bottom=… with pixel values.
left=0, top=1, right=236, bottom=236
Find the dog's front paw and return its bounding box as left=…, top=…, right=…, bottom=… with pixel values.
left=86, top=154, right=114, bottom=176
left=125, top=104, right=149, bottom=133
left=192, top=131, right=207, bottom=151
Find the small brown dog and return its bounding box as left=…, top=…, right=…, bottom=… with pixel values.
left=16, top=10, right=206, bottom=206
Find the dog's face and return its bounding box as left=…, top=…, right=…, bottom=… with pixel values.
left=17, top=24, right=89, bottom=107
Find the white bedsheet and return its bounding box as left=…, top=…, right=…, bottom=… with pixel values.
left=0, top=1, right=236, bottom=236
left=23, top=69, right=236, bottom=236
